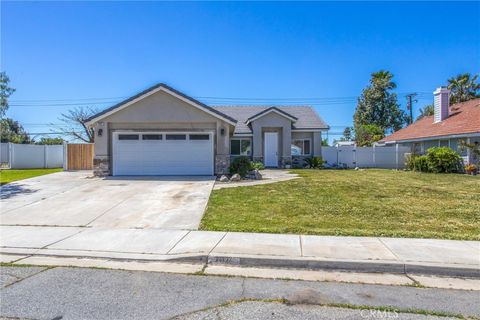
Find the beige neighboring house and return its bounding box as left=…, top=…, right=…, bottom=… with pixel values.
left=379, top=87, right=480, bottom=164
left=86, top=83, right=329, bottom=176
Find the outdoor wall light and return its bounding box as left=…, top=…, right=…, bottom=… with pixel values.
left=220, top=128, right=225, bottom=136
left=98, top=128, right=103, bottom=137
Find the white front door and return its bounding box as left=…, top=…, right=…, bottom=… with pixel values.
left=264, top=132, right=279, bottom=167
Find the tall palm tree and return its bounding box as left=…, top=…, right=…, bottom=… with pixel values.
left=447, top=73, right=480, bottom=104
left=416, top=104, right=434, bottom=121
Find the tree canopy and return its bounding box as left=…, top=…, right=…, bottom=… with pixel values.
left=36, top=137, right=64, bottom=145
left=0, top=72, right=15, bottom=118
left=416, top=104, right=434, bottom=121
left=447, top=73, right=480, bottom=105
left=0, top=118, right=32, bottom=144
left=353, top=70, right=407, bottom=134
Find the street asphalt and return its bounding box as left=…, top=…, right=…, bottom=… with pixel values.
left=174, top=301, right=458, bottom=320
left=0, top=266, right=478, bottom=320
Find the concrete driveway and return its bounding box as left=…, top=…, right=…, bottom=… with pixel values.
left=0, top=172, right=215, bottom=230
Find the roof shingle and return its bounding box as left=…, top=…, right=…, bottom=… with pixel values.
left=381, top=99, right=480, bottom=143
left=211, top=105, right=329, bottom=134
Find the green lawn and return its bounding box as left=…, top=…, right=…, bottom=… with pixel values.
left=201, top=169, right=480, bottom=240
left=0, top=168, right=63, bottom=185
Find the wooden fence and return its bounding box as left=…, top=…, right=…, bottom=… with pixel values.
left=65, top=143, right=94, bottom=170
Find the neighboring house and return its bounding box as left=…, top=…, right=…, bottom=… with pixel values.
left=379, top=87, right=480, bottom=164
left=335, top=141, right=356, bottom=147
left=86, top=83, right=329, bottom=176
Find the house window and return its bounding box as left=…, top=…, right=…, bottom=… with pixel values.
left=439, top=140, right=449, bottom=147
left=166, top=134, right=186, bottom=140
left=231, top=139, right=251, bottom=156
left=291, top=139, right=311, bottom=156
left=189, top=134, right=210, bottom=140
left=142, top=134, right=162, bottom=140
left=118, top=134, right=139, bottom=140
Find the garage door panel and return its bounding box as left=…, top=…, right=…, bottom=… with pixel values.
left=113, top=132, right=213, bottom=176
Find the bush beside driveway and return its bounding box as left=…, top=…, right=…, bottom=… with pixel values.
left=201, top=169, right=480, bottom=240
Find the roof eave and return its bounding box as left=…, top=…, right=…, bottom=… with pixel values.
left=85, top=83, right=237, bottom=127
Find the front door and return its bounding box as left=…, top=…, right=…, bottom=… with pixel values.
left=264, top=132, right=279, bottom=167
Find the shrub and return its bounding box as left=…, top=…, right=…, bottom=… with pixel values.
left=425, top=147, right=463, bottom=173
left=406, top=147, right=463, bottom=173
left=305, top=156, right=325, bottom=169
left=464, top=164, right=478, bottom=175
left=229, top=156, right=251, bottom=177
left=250, top=161, right=265, bottom=170
left=406, top=154, right=429, bottom=172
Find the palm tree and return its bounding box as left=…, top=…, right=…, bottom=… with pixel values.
left=416, top=104, right=434, bottom=121
left=447, top=73, right=480, bottom=104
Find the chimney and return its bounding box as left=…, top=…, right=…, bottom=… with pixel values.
left=433, top=86, right=450, bottom=123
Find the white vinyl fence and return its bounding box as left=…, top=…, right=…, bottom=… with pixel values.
left=322, top=145, right=411, bottom=169
left=0, top=143, right=64, bottom=169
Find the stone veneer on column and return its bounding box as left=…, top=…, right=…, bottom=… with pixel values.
left=93, top=156, right=110, bottom=177
left=215, top=155, right=230, bottom=175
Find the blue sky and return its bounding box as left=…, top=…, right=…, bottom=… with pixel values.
left=1, top=1, right=479, bottom=142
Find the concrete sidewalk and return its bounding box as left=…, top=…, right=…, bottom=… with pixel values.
left=1, top=226, right=478, bottom=277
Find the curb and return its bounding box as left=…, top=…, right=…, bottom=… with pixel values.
left=3, top=250, right=479, bottom=279
left=203, top=255, right=480, bottom=278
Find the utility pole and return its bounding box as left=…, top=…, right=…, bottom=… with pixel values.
left=405, top=93, right=418, bottom=125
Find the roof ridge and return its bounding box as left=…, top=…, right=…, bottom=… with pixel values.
left=210, top=105, right=314, bottom=108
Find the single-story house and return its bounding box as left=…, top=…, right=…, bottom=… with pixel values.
left=378, top=87, right=480, bottom=164
left=86, top=83, right=329, bottom=176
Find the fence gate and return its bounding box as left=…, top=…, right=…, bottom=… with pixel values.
left=66, top=143, right=94, bottom=170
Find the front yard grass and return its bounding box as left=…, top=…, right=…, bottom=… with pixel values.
left=201, top=169, right=480, bottom=240
left=0, top=168, right=63, bottom=185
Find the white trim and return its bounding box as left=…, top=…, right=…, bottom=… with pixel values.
left=383, top=132, right=480, bottom=144
left=232, top=133, right=253, bottom=137
left=292, top=129, right=328, bottom=132
left=86, top=86, right=236, bottom=126
left=245, top=109, right=297, bottom=125
left=112, top=130, right=214, bottom=176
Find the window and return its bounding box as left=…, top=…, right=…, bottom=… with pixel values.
left=454, top=139, right=468, bottom=156
left=118, top=134, right=139, bottom=140
left=439, top=140, right=449, bottom=147
left=189, top=134, right=210, bottom=140
left=291, top=139, right=311, bottom=155
left=142, top=134, right=162, bottom=140
left=231, top=139, right=251, bottom=156
left=166, top=134, right=186, bottom=140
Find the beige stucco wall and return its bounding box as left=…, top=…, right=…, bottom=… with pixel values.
left=92, top=90, right=232, bottom=159
left=251, top=112, right=292, bottom=160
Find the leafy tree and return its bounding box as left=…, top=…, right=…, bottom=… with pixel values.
left=340, top=127, right=353, bottom=141
left=58, top=106, right=98, bottom=143
left=321, top=138, right=329, bottom=146
left=36, top=137, right=64, bottom=145
left=0, top=118, right=31, bottom=143
left=353, top=70, right=407, bottom=134
left=416, top=104, right=434, bottom=121
left=355, top=124, right=384, bottom=147
left=0, top=72, right=16, bottom=118
left=447, top=73, right=480, bottom=104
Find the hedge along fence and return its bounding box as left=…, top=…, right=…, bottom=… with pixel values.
left=0, top=143, right=64, bottom=169
left=321, top=145, right=411, bottom=169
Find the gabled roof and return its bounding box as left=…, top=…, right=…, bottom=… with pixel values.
left=85, top=83, right=237, bottom=126
left=381, top=98, right=480, bottom=143
left=245, top=107, right=298, bottom=124
left=211, top=105, right=329, bottom=135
